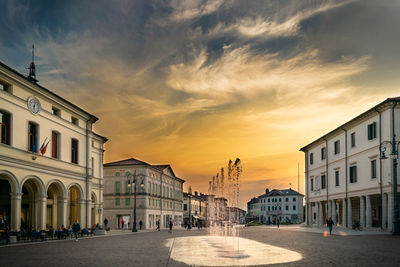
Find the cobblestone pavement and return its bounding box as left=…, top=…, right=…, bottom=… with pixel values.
left=0, top=227, right=399, bottom=267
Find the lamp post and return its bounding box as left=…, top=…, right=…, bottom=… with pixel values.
left=380, top=135, right=400, bottom=235
left=127, top=171, right=144, bottom=232
left=188, top=186, right=192, bottom=230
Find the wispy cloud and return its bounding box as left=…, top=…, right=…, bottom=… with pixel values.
left=168, top=0, right=224, bottom=21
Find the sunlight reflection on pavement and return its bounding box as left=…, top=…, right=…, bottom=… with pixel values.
left=166, top=235, right=302, bottom=266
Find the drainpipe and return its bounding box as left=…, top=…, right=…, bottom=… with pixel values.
left=85, top=119, right=91, bottom=229
left=343, top=128, right=348, bottom=228
left=375, top=108, right=383, bottom=229
left=305, top=151, right=309, bottom=225
left=323, top=138, right=329, bottom=224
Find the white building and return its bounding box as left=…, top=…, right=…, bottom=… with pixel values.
left=261, top=189, right=303, bottom=224
left=247, top=197, right=260, bottom=221
left=0, top=60, right=107, bottom=231
left=301, top=97, right=400, bottom=232
left=103, top=158, right=184, bottom=230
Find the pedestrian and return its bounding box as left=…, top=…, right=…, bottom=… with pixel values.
left=72, top=220, right=80, bottom=242
left=277, top=220, right=280, bottom=228
left=121, top=218, right=125, bottom=229
left=128, top=222, right=130, bottom=229
left=139, top=220, right=143, bottom=230
left=327, top=217, right=334, bottom=235
left=156, top=220, right=160, bottom=231
left=104, top=218, right=108, bottom=229
left=168, top=220, right=173, bottom=233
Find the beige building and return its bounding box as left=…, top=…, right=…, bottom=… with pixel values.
left=103, top=158, right=184, bottom=229
left=0, top=60, right=107, bottom=231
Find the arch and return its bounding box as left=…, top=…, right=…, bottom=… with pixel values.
left=0, top=170, right=20, bottom=193
left=46, top=179, right=67, bottom=198
left=66, top=183, right=84, bottom=200
left=20, top=175, right=45, bottom=197
left=91, top=191, right=98, bottom=203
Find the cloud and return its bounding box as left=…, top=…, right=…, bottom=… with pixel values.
left=168, top=0, right=224, bottom=21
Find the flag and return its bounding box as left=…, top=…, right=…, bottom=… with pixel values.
left=40, top=137, right=49, bottom=155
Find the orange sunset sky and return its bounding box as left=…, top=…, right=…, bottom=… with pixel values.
left=2, top=0, right=400, bottom=209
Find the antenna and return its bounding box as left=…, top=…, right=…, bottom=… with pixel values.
left=28, top=45, right=38, bottom=82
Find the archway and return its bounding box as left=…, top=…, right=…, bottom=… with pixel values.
left=21, top=177, right=45, bottom=230
left=0, top=180, right=11, bottom=229
left=67, top=185, right=83, bottom=227
left=46, top=181, right=65, bottom=229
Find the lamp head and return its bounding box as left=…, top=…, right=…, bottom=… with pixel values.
left=380, top=151, right=388, bottom=160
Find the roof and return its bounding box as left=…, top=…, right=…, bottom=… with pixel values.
left=300, top=97, right=400, bottom=151
left=104, top=158, right=150, bottom=167
left=104, top=157, right=185, bottom=182
left=267, top=188, right=303, bottom=197
left=0, top=60, right=98, bottom=122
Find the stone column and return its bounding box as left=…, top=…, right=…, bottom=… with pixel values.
left=360, top=196, right=365, bottom=227
left=347, top=198, right=352, bottom=227
left=388, top=193, right=393, bottom=231
left=332, top=200, right=337, bottom=224
left=78, top=200, right=85, bottom=227
left=382, top=193, right=388, bottom=229
left=52, top=199, right=57, bottom=228
left=366, top=195, right=372, bottom=228
left=10, top=193, right=22, bottom=231
left=342, top=198, right=347, bottom=227
left=319, top=202, right=323, bottom=226
left=39, top=196, right=47, bottom=230
left=327, top=201, right=332, bottom=221
left=58, top=197, right=68, bottom=227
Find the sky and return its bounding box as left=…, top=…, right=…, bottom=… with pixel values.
left=1, top=0, right=400, bottom=210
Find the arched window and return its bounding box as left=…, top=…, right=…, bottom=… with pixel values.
left=0, top=110, right=11, bottom=145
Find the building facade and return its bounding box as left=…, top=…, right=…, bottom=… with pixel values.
left=0, top=61, right=107, bottom=232
left=301, top=98, right=400, bottom=232
left=261, top=189, right=303, bottom=224
left=183, top=191, right=207, bottom=226
left=247, top=197, right=260, bottom=222
left=103, top=158, right=184, bottom=229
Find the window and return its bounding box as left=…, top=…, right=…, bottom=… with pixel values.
left=293, top=197, right=296, bottom=202
left=115, top=198, right=120, bottom=206
left=310, top=153, right=314, bottom=165
left=351, top=132, right=356, bottom=147
left=350, top=166, right=357, bottom=183
left=285, top=205, right=289, bottom=211
left=268, top=199, right=270, bottom=202
left=0, top=111, right=11, bottom=145
left=51, top=131, right=60, bottom=158
left=28, top=122, right=38, bottom=152
left=293, top=205, right=296, bottom=210
left=371, top=160, right=377, bottom=179
left=321, top=147, right=326, bottom=160
left=52, top=106, right=60, bottom=116
left=279, top=198, right=281, bottom=202
left=115, top=181, right=121, bottom=194
left=126, top=181, right=131, bottom=193
left=335, top=170, right=340, bottom=186
left=268, top=206, right=270, bottom=211
left=368, top=122, right=377, bottom=140
left=321, top=175, right=326, bottom=189
left=334, top=140, right=340, bottom=154
left=71, top=139, right=78, bottom=164
left=71, top=116, right=79, bottom=125
left=0, top=80, right=12, bottom=93
left=91, top=157, right=94, bottom=176
left=125, top=198, right=130, bottom=206
left=311, top=178, right=314, bottom=191
left=285, top=198, right=288, bottom=202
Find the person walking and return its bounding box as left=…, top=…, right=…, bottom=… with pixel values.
left=156, top=220, right=160, bottom=231
left=277, top=219, right=280, bottom=228
left=104, top=218, right=108, bottom=229
left=168, top=220, right=173, bottom=233
left=327, top=217, right=334, bottom=235
left=139, top=220, right=143, bottom=230
left=72, top=220, right=80, bottom=242
left=121, top=218, right=125, bottom=229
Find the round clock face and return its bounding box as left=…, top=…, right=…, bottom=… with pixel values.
left=27, top=97, right=41, bottom=115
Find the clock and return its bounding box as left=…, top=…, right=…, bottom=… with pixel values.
left=27, top=96, right=41, bottom=115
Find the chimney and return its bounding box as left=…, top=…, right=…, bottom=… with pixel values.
left=265, top=188, right=269, bottom=195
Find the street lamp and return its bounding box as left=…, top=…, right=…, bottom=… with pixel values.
left=188, top=186, right=192, bottom=230
left=380, top=135, right=400, bottom=235
left=127, top=171, right=144, bottom=232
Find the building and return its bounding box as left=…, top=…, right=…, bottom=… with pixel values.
left=183, top=191, right=207, bottom=226
left=261, top=188, right=303, bottom=224
left=227, top=206, right=246, bottom=224
left=300, top=97, right=400, bottom=232
left=246, top=197, right=260, bottom=222
left=103, top=158, right=184, bottom=229
left=0, top=60, right=107, bottom=232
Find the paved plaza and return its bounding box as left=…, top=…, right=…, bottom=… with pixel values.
left=0, top=226, right=399, bottom=266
